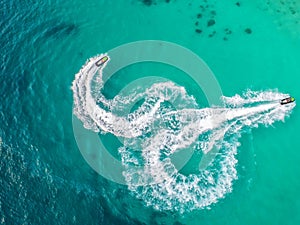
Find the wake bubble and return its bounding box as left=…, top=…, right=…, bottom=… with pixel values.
left=72, top=54, right=295, bottom=213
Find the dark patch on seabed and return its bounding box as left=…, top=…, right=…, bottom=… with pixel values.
left=244, top=28, right=252, bottom=34
left=173, top=221, right=184, bottom=225
left=43, top=21, right=78, bottom=39
left=193, top=1, right=255, bottom=40
left=139, top=0, right=172, bottom=6
left=137, top=0, right=257, bottom=41
left=264, top=0, right=300, bottom=27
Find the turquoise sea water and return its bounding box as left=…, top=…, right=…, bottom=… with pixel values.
left=1, top=0, right=300, bottom=224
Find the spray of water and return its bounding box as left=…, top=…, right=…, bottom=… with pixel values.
left=72, top=54, right=295, bottom=213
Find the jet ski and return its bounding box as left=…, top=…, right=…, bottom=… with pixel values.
left=95, top=56, right=109, bottom=67
left=280, top=97, right=295, bottom=105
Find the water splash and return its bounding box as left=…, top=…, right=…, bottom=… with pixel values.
left=72, top=54, right=295, bottom=213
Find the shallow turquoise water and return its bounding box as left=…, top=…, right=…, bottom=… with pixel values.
left=1, top=0, right=300, bottom=224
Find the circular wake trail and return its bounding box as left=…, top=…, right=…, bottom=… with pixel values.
left=72, top=54, right=295, bottom=213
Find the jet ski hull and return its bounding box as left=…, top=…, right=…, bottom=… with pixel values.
left=95, top=56, right=109, bottom=67
left=280, top=97, right=295, bottom=105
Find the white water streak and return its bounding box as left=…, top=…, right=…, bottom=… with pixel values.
left=72, top=54, right=295, bottom=213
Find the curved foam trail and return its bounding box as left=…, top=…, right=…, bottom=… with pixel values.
left=72, top=54, right=296, bottom=213
left=72, top=54, right=196, bottom=138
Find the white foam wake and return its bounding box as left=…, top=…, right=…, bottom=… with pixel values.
left=72, top=54, right=295, bottom=213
